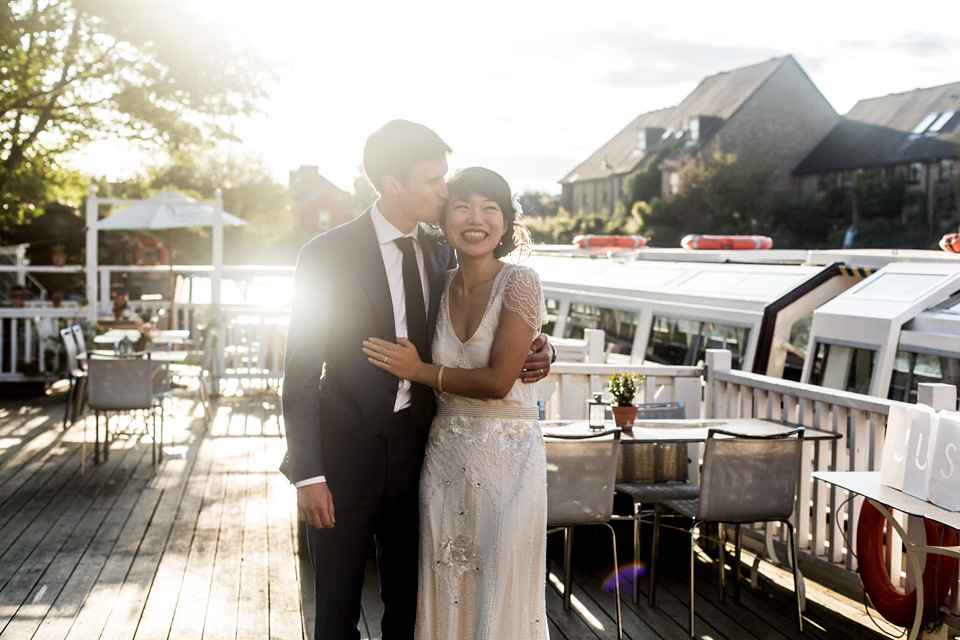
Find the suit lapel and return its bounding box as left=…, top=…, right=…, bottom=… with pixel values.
left=344, top=211, right=395, bottom=340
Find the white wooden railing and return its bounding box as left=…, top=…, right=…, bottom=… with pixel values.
left=703, top=349, right=960, bottom=616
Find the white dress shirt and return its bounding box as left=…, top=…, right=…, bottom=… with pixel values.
left=296, top=201, right=430, bottom=489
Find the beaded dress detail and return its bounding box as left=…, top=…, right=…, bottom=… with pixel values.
left=416, top=263, right=549, bottom=640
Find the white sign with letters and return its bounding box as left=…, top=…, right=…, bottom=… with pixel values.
left=928, top=412, right=960, bottom=511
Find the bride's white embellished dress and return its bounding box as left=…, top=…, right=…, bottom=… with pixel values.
left=416, top=263, right=549, bottom=640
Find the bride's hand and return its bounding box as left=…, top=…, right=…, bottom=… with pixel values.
left=363, top=337, right=425, bottom=381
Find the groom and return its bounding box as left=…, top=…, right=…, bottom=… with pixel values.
left=282, top=120, right=554, bottom=639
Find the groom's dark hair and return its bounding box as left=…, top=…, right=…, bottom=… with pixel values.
left=363, top=120, right=451, bottom=192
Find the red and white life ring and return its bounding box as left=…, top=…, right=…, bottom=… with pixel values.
left=133, top=237, right=167, bottom=266
left=939, top=233, right=960, bottom=253
left=681, top=234, right=773, bottom=250
left=856, top=500, right=958, bottom=626
left=573, top=234, right=648, bottom=249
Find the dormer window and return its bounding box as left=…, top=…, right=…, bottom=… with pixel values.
left=636, top=127, right=666, bottom=152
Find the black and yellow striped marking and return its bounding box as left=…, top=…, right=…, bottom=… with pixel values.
left=839, top=265, right=874, bottom=278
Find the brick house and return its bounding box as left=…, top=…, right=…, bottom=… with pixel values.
left=793, top=82, right=960, bottom=231
left=289, top=165, right=359, bottom=233
left=560, top=55, right=839, bottom=215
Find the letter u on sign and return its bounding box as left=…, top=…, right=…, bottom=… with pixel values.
left=902, top=406, right=937, bottom=500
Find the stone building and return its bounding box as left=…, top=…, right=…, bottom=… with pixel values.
left=794, top=82, right=960, bottom=231
left=560, top=55, right=839, bottom=215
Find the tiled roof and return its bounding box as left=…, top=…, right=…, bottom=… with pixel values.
left=794, top=81, right=960, bottom=173
left=560, top=56, right=792, bottom=184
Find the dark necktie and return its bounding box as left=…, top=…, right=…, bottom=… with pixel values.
left=394, top=236, right=429, bottom=365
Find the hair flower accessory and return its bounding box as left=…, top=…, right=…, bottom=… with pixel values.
left=511, top=193, right=524, bottom=216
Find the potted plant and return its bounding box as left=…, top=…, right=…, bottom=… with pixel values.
left=112, top=293, right=128, bottom=319
left=9, top=284, right=27, bottom=308
left=51, top=291, right=62, bottom=308
left=51, top=243, right=67, bottom=267
left=609, top=370, right=643, bottom=429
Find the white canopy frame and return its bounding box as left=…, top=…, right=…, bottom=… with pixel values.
left=84, top=185, right=227, bottom=327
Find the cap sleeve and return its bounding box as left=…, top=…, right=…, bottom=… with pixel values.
left=501, top=265, right=547, bottom=331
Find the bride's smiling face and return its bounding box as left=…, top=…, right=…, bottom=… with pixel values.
left=443, top=192, right=507, bottom=259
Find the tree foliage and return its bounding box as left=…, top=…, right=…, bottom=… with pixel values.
left=0, top=0, right=274, bottom=224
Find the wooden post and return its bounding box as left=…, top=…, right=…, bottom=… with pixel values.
left=703, top=349, right=732, bottom=419
left=85, top=185, right=98, bottom=327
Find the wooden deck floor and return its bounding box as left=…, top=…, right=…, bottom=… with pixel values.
left=0, top=383, right=897, bottom=639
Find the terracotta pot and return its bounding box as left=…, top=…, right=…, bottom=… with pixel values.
left=10, top=290, right=27, bottom=308
left=52, top=252, right=67, bottom=267
left=612, top=405, right=638, bottom=429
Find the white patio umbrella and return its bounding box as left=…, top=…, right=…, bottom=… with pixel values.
left=98, top=190, right=248, bottom=322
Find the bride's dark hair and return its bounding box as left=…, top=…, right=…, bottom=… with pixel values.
left=442, top=167, right=530, bottom=259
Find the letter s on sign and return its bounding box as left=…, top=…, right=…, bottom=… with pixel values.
left=941, top=442, right=958, bottom=480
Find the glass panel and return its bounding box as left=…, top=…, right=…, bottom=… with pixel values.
left=543, top=298, right=559, bottom=335
left=701, top=322, right=750, bottom=369
left=888, top=349, right=960, bottom=408
left=928, top=110, right=957, bottom=134
left=727, top=273, right=810, bottom=297
left=850, top=273, right=945, bottom=300
left=676, top=271, right=746, bottom=293
left=645, top=315, right=746, bottom=369
left=810, top=342, right=875, bottom=394
left=646, top=316, right=702, bottom=366
left=563, top=304, right=638, bottom=361
left=912, top=112, right=939, bottom=134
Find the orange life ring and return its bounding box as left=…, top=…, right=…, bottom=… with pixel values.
left=133, top=237, right=167, bottom=266
left=856, top=500, right=958, bottom=626
left=939, top=233, right=960, bottom=253
left=681, top=234, right=773, bottom=250
left=573, top=234, right=648, bottom=249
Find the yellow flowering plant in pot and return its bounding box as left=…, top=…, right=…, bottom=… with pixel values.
left=608, top=370, right=644, bottom=429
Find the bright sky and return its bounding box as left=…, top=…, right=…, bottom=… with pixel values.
left=80, top=0, right=960, bottom=195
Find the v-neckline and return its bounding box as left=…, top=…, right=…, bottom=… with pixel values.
left=445, top=264, right=509, bottom=345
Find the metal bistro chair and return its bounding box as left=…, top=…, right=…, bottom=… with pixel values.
left=85, top=354, right=166, bottom=472
left=650, top=427, right=805, bottom=637
left=167, top=326, right=216, bottom=429
left=609, top=401, right=700, bottom=604
left=60, top=326, right=87, bottom=430
left=545, top=428, right=623, bottom=640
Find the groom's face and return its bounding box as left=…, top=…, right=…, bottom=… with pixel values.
left=397, top=156, right=449, bottom=224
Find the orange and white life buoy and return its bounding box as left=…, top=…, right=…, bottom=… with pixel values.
left=681, top=234, right=773, bottom=250
left=939, top=233, right=960, bottom=253
left=573, top=235, right=648, bottom=249
left=856, top=500, right=958, bottom=627
left=133, top=237, right=167, bottom=266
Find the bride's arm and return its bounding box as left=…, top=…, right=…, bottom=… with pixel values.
left=362, top=308, right=535, bottom=400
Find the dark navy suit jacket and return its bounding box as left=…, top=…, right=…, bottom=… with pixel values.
left=281, top=209, right=455, bottom=506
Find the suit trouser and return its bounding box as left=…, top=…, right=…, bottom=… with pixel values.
left=308, top=408, right=423, bottom=640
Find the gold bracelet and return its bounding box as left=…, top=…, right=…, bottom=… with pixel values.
left=437, top=365, right=445, bottom=394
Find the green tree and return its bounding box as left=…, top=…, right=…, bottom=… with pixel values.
left=0, top=0, right=273, bottom=225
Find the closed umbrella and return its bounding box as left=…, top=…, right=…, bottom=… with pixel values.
left=98, top=190, right=248, bottom=323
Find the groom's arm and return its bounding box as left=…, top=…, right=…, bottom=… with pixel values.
left=282, top=240, right=336, bottom=527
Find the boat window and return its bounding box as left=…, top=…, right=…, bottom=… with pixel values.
left=888, top=349, right=960, bottom=409
left=645, top=315, right=748, bottom=369
left=850, top=273, right=944, bottom=301
left=562, top=303, right=638, bottom=361
left=809, top=342, right=875, bottom=394
left=543, top=298, right=559, bottom=335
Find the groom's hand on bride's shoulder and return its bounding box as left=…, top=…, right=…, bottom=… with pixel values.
left=298, top=482, right=336, bottom=529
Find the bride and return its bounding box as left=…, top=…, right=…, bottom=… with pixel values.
left=363, top=167, right=549, bottom=639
